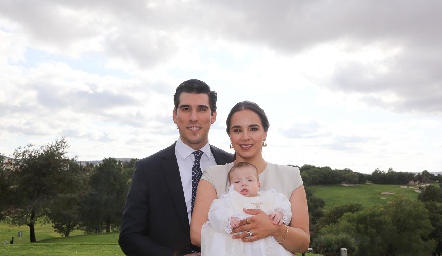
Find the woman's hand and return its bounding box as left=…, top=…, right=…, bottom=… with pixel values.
left=231, top=208, right=279, bottom=242
left=231, top=186, right=310, bottom=253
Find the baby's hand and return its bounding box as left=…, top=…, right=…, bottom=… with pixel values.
left=230, top=217, right=240, bottom=228
left=269, top=211, right=283, bottom=225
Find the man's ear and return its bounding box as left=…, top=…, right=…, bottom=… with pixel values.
left=172, top=109, right=177, bottom=124
left=211, top=111, right=217, bottom=124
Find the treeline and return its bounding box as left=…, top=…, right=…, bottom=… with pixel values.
left=0, top=138, right=134, bottom=242
left=299, top=164, right=442, bottom=186
left=2, top=137, right=441, bottom=254
left=301, top=164, right=442, bottom=256
left=306, top=185, right=442, bottom=256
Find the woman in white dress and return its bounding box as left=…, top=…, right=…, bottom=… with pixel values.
left=202, top=162, right=292, bottom=256
left=190, top=101, right=310, bottom=255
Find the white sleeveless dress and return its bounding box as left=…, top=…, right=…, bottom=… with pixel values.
left=200, top=162, right=303, bottom=256
left=201, top=186, right=292, bottom=256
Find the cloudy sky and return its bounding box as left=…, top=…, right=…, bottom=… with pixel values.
left=1, top=0, right=441, bottom=174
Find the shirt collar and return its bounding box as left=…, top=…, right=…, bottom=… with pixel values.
left=176, top=137, right=212, bottom=160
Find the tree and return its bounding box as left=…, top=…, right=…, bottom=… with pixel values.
left=418, top=185, right=442, bottom=203
left=356, top=172, right=368, bottom=184
left=6, top=138, right=79, bottom=242
left=316, top=203, right=363, bottom=230
left=383, top=195, right=435, bottom=255
left=314, top=206, right=394, bottom=256
left=46, top=159, right=88, bottom=237
left=313, top=231, right=357, bottom=256
left=305, top=186, right=325, bottom=234
left=423, top=201, right=442, bottom=256
left=369, top=168, right=415, bottom=185
left=314, top=196, right=436, bottom=255
left=418, top=185, right=442, bottom=256
left=122, top=158, right=137, bottom=182
left=0, top=154, right=11, bottom=220
left=344, top=206, right=395, bottom=256
left=79, top=158, right=128, bottom=233
left=122, top=158, right=137, bottom=169
left=420, top=170, right=434, bottom=183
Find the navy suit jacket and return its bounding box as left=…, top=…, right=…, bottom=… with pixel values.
left=119, top=143, right=233, bottom=255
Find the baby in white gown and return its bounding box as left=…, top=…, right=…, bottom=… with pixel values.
left=201, top=162, right=292, bottom=256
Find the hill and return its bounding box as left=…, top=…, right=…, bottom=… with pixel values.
left=308, top=183, right=420, bottom=210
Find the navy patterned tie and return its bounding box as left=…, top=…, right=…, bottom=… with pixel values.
left=190, top=150, right=203, bottom=253
left=191, top=150, right=203, bottom=214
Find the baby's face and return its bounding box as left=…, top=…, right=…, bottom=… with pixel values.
left=229, top=166, right=260, bottom=197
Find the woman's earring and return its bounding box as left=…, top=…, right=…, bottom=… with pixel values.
left=230, top=143, right=234, bottom=149
left=262, top=141, right=267, bottom=147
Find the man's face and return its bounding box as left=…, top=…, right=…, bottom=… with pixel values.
left=173, top=92, right=216, bottom=150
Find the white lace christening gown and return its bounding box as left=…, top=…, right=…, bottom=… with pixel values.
left=201, top=186, right=293, bottom=256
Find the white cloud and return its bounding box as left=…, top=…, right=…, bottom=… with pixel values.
left=1, top=0, right=441, bottom=173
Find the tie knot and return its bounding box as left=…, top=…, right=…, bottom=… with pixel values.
left=193, top=150, right=203, bottom=160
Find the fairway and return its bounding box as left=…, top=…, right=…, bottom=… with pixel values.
left=308, top=183, right=420, bottom=211
left=0, top=222, right=123, bottom=256
left=1, top=221, right=321, bottom=255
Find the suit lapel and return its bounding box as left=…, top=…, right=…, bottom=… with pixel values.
left=160, top=144, right=232, bottom=233
left=161, top=144, right=190, bottom=232
left=211, top=145, right=233, bottom=165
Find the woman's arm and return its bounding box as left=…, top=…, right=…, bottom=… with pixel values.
left=190, top=179, right=218, bottom=247
left=232, top=185, right=310, bottom=253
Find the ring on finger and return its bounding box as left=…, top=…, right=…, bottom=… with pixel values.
left=247, top=231, right=252, bottom=237
left=245, top=218, right=250, bottom=224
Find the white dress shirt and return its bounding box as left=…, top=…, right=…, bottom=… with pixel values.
left=175, top=138, right=217, bottom=223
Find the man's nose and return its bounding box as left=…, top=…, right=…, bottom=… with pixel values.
left=189, top=109, right=198, bottom=121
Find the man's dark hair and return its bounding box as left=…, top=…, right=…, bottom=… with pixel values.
left=173, top=79, right=217, bottom=114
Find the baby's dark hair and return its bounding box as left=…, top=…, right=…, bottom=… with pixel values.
left=228, top=162, right=259, bottom=182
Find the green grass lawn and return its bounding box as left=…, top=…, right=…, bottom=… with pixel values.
left=0, top=222, right=123, bottom=256
left=308, top=183, right=420, bottom=211
left=0, top=221, right=321, bottom=255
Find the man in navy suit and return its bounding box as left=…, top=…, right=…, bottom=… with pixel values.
left=119, top=79, right=233, bottom=255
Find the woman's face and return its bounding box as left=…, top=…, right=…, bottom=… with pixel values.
left=228, top=109, right=267, bottom=161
